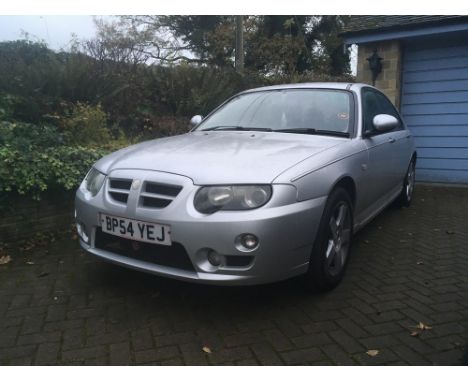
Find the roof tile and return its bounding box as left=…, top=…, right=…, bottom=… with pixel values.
left=341, top=15, right=468, bottom=34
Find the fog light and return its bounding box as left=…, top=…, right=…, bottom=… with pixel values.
left=76, top=222, right=83, bottom=236
left=207, top=250, right=222, bottom=266
left=76, top=222, right=89, bottom=243
left=240, top=234, right=258, bottom=250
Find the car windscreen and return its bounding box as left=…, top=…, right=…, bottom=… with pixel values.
left=195, top=89, right=353, bottom=134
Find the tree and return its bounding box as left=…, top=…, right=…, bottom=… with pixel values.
left=90, top=16, right=351, bottom=76
left=310, top=16, right=351, bottom=76
left=0, top=40, right=63, bottom=122
left=245, top=16, right=351, bottom=76
left=159, top=16, right=234, bottom=66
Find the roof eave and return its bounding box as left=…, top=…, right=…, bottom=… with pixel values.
left=342, top=19, right=468, bottom=45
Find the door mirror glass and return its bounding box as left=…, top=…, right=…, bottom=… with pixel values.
left=372, top=114, right=399, bottom=133
left=189, top=115, right=203, bottom=129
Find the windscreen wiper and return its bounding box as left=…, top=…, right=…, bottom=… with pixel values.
left=274, top=128, right=350, bottom=137
left=203, top=126, right=273, bottom=132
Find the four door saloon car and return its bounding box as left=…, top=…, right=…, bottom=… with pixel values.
left=75, top=83, right=416, bottom=290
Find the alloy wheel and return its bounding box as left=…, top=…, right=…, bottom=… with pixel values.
left=326, top=202, right=352, bottom=277
left=406, top=161, right=415, bottom=201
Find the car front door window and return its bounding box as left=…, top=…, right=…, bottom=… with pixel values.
left=363, top=89, right=402, bottom=135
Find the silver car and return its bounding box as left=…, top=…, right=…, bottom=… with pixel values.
left=75, top=82, right=416, bottom=290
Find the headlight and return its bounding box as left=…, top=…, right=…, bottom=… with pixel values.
left=84, top=167, right=106, bottom=196
left=194, top=185, right=272, bottom=214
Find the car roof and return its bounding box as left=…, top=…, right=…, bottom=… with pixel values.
left=240, top=82, right=372, bottom=94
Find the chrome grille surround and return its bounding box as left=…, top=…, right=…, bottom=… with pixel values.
left=105, top=170, right=188, bottom=211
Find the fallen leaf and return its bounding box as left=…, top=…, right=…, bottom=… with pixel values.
left=416, top=322, right=432, bottom=331
left=409, top=321, right=432, bottom=337
left=445, top=230, right=455, bottom=235
left=366, top=349, right=379, bottom=357
left=202, top=346, right=212, bottom=354
left=417, top=261, right=424, bottom=265
left=38, top=272, right=49, bottom=278
left=26, top=261, right=35, bottom=265
left=433, top=228, right=440, bottom=232
left=0, top=255, right=12, bottom=265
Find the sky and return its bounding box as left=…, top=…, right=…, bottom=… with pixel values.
left=0, top=15, right=104, bottom=50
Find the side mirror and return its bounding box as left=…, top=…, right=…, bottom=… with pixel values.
left=372, top=114, right=399, bottom=133
left=189, top=115, right=203, bottom=130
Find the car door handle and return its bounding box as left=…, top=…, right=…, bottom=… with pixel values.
left=388, top=137, right=396, bottom=143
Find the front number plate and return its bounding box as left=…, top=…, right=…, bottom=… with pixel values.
left=100, top=213, right=171, bottom=246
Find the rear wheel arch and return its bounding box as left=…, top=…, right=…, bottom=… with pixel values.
left=397, top=154, right=416, bottom=207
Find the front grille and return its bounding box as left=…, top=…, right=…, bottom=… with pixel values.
left=108, top=178, right=132, bottom=205
left=94, top=228, right=195, bottom=272
left=140, top=181, right=183, bottom=209
left=146, top=182, right=182, bottom=197
left=110, top=179, right=132, bottom=190
left=141, top=196, right=172, bottom=208
left=109, top=192, right=128, bottom=203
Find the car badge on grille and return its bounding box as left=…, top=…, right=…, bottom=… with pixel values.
left=131, top=179, right=141, bottom=190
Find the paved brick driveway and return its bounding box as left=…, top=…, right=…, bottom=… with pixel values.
left=1, top=185, right=467, bottom=365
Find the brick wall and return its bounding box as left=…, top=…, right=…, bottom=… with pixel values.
left=0, top=192, right=75, bottom=245
left=356, top=40, right=402, bottom=108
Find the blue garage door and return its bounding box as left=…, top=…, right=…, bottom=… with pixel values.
left=401, top=37, right=468, bottom=183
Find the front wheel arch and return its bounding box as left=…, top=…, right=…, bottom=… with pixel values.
left=327, top=176, right=356, bottom=210
left=304, top=186, right=354, bottom=292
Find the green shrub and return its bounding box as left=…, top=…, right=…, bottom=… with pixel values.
left=0, top=144, right=104, bottom=197
left=56, top=102, right=111, bottom=146
left=0, top=93, right=18, bottom=121
left=0, top=120, right=127, bottom=204
left=0, top=120, right=62, bottom=148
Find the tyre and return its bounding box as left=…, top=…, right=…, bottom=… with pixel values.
left=305, top=187, right=353, bottom=292
left=396, top=158, right=416, bottom=207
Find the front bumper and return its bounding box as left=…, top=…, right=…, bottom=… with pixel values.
left=75, top=170, right=326, bottom=285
